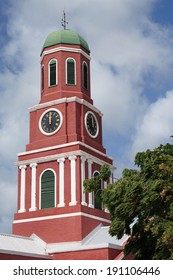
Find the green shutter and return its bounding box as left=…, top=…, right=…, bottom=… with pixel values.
left=41, top=170, right=55, bottom=209
left=67, top=59, right=75, bottom=85
left=41, top=65, right=44, bottom=90
left=50, top=59, right=56, bottom=86
left=83, top=63, right=88, bottom=89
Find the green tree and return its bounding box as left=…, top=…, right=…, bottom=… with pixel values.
left=84, top=143, right=173, bottom=259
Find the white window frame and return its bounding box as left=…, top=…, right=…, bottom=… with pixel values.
left=48, top=58, right=58, bottom=87
left=66, top=57, right=76, bottom=85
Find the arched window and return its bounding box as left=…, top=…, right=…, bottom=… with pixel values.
left=83, top=62, right=88, bottom=90
left=93, top=171, right=102, bottom=210
left=66, top=58, right=76, bottom=85
left=41, top=65, right=44, bottom=91
left=40, top=169, right=55, bottom=209
left=49, top=59, right=57, bottom=86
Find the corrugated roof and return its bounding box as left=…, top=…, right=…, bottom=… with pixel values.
left=83, top=224, right=128, bottom=247
left=0, top=225, right=129, bottom=258
left=0, top=233, right=51, bottom=259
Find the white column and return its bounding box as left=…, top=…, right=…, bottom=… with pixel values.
left=104, top=181, right=107, bottom=188
left=110, top=167, right=115, bottom=184
left=57, top=157, right=65, bottom=207
left=18, top=165, right=27, bottom=213
left=81, top=156, right=87, bottom=206
left=88, top=159, right=94, bottom=208
left=104, top=167, right=114, bottom=213
left=69, top=156, right=77, bottom=206
left=29, top=163, right=37, bottom=211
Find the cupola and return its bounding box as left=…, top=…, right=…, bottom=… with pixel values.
left=40, top=28, right=91, bottom=104
left=41, top=29, right=90, bottom=55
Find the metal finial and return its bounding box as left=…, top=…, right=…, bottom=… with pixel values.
left=61, top=9, right=68, bottom=30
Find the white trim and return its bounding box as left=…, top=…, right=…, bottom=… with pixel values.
left=13, top=211, right=111, bottom=224
left=18, top=165, right=27, bottom=213
left=41, top=46, right=91, bottom=61
left=46, top=242, right=123, bottom=254
left=69, top=156, right=77, bottom=206
left=66, top=57, right=76, bottom=85
left=16, top=150, right=114, bottom=178
left=29, top=163, right=37, bottom=212
left=39, top=168, right=57, bottom=209
left=85, top=111, right=99, bottom=138
left=81, top=156, right=87, bottom=206
left=0, top=249, right=52, bottom=259
left=57, top=158, right=65, bottom=207
left=29, top=96, right=102, bottom=117
left=17, top=141, right=112, bottom=163
left=39, top=107, right=63, bottom=136
left=48, top=58, right=58, bottom=87
left=88, top=159, right=94, bottom=208
left=93, top=170, right=103, bottom=210
left=110, top=166, right=116, bottom=184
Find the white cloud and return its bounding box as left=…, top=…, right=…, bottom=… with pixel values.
left=91, top=60, right=147, bottom=135
left=132, top=90, right=173, bottom=155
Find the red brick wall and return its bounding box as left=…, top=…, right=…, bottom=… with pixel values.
left=52, top=248, right=121, bottom=260
left=40, top=44, right=91, bottom=104
left=13, top=207, right=110, bottom=243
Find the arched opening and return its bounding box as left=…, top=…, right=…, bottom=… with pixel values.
left=49, top=59, right=57, bottom=86
left=41, top=169, right=55, bottom=209
left=83, top=62, right=88, bottom=90
left=66, top=58, right=76, bottom=85
left=41, top=65, right=44, bottom=91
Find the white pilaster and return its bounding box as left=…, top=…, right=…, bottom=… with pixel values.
left=29, top=163, right=37, bottom=211
left=57, top=157, right=65, bottom=207
left=69, top=156, right=77, bottom=206
left=88, top=159, right=94, bottom=208
left=18, top=165, right=27, bottom=213
left=104, top=181, right=107, bottom=188
left=110, top=167, right=115, bottom=184
left=81, top=156, right=87, bottom=206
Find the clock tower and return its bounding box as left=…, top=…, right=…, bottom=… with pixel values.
left=13, top=28, right=114, bottom=246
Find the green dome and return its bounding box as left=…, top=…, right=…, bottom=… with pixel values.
left=41, top=29, right=90, bottom=53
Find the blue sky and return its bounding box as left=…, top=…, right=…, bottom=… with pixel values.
left=152, top=0, right=173, bottom=24
left=1, top=0, right=173, bottom=233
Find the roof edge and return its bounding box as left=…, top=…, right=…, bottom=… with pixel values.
left=0, top=249, right=52, bottom=259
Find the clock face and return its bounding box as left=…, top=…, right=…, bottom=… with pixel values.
left=39, top=109, right=62, bottom=135
left=85, top=111, right=99, bottom=138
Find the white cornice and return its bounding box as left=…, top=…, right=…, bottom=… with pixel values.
left=40, top=46, right=91, bottom=61
left=46, top=242, right=123, bottom=254
left=16, top=145, right=114, bottom=167
left=29, top=96, right=103, bottom=116
left=13, top=211, right=111, bottom=225
left=0, top=249, right=51, bottom=259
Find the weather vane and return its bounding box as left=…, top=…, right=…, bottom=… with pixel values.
left=61, top=9, right=68, bottom=30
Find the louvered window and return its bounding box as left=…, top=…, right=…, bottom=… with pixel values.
left=66, top=58, right=75, bottom=85
left=49, top=59, right=57, bottom=86
left=41, top=65, right=44, bottom=90
left=83, top=62, right=88, bottom=90
left=41, top=170, right=55, bottom=209
left=94, top=171, right=102, bottom=210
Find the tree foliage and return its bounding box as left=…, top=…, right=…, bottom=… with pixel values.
left=84, top=143, right=173, bottom=259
